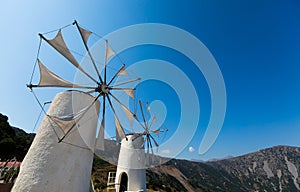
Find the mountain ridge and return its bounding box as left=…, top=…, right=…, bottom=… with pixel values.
left=91, top=144, right=300, bottom=191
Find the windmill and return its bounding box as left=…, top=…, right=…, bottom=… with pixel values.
left=26, top=20, right=140, bottom=147
left=131, top=100, right=168, bottom=164
left=114, top=100, right=167, bottom=192
left=13, top=21, right=139, bottom=192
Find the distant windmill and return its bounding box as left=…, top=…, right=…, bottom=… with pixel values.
left=132, top=101, right=168, bottom=163
left=114, top=100, right=167, bottom=192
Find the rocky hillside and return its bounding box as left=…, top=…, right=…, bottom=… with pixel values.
left=207, top=146, right=300, bottom=191
left=92, top=146, right=300, bottom=192
left=147, top=146, right=300, bottom=192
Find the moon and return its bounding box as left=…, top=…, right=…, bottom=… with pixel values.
left=189, top=146, right=195, bottom=153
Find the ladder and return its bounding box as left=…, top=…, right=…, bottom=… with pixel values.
left=107, top=171, right=116, bottom=192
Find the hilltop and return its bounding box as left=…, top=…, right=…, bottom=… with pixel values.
left=0, top=113, right=34, bottom=161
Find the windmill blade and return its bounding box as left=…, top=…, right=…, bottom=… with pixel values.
left=95, top=117, right=105, bottom=150
left=106, top=95, right=126, bottom=139
left=39, top=31, right=98, bottom=84
left=104, top=54, right=107, bottom=84
left=73, top=21, right=91, bottom=45
left=114, top=116, right=124, bottom=142
left=147, top=136, right=150, bottom=155
left=116, top=65, right=128, bottom=76
left=146, top=102, right=151, bottom=111
left=149, top=134, right=159, bottom=148
left=108, top=92, right=134, bottom=124
left=110, top=87, right=135, bottom=99
left=151, top=129, right=168, bottom=133
left=108, top=92, right=146, bottom=130
left=95, top=95, right=106, bottom=150
left=104, top=40, right=115, bottom=83
left=57, top=93, right=101, bottom=142
left=122, top=89, right=135, bottom=99
left=134, top=95, right=138, bottom=116
left=39, top=30, right=79, bottom=67
left=139, top=101, right=147, bottom=127
left=148, top=135, right=154, bottom=155
left=112, top=77, right=141, bottom=87
left=107, top=64, right=125, bottom=86
left=151, top=129, right=160, bottom=137
left=145, top=102, right=149, bottom=127
left=148, top=115, right=157, bottom=129
left=73, top=20, right=103, bottom=84
left=105, top=40, right=116, bottom=63
left=121, top=105, right=133, bottom=125
left=29, top=59, right=95, bottom=89
left=85, top=89, right=96, bottom=94
left=108, top=92, right=144, bottom=131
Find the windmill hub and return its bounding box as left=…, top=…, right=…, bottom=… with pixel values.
left=96, top=84, right=109, bottom=94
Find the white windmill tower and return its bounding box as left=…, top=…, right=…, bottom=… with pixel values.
left=114, top=101, right=167, bottom=192
left=12, top=21, right=139, bottom=192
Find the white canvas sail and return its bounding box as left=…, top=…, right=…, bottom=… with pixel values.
left=37, top=59, right=85, bottom=88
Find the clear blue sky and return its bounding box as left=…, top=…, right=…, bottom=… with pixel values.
left=1, top=0, right=300, bottom=161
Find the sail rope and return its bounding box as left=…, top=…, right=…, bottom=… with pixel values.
left=40, top=23, right=72, bottom=35
left=31, top=90, right=60, bottom=140
left=29, top=38, right=42, bottom=85
left=32, top=101, right=51, bottom=133
left=60, top=140, right=92, bottom=151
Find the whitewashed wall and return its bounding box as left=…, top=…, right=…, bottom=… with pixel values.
left=115, top=134, right=146, bottom=192
left=12, top=91, right=99, bottom=192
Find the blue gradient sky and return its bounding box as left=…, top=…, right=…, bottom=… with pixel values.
left=1, top=0, right=300, bottom=160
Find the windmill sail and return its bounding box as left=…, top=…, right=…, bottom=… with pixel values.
left=47, top=102, right=89, bottom=134
left=121, top=105, right=134, bottom=125
left=41, top=29, right=80, bottom=68
left=116, top=66, right=128, bottom=76
left=48, top=115, right=78, bottom=134
left=39, top=30, right=97, bottom=83
left=105, top=40, right=116, bottom=65
left=77, top=25, right=92, bottom=45
left=47, top=94, right=100, bottom=142
left=74, top=21, right=103, bottom=83
left=95, top=118, right=105, bottom=150
left=37, top=59, right=86, bottom=88
left=114, top=115, right=125, bottom=140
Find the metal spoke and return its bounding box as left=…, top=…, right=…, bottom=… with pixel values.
left=85, top=89, right=96, bottom=94
left=139, top=101, right=147, bottom=128
left=109, top=87, right=135, bottom=90
left=149, top=134, right=159, bottom=147
left=27, top=84, right=96, bottom=90
left=149, top=136, right=154, bottom=155
left=58, top=93, right=101, bottom=143
left=106, top=94, right=125, bottom=139
left=107, top=64, right=125, bottom=86
left=148, top=115, right=156, bottom=129
left=102, top=94, right=106, bottom=133
left=73, top=20, right=103, bottom=84
left=111, top=78, right=141, bottom=87
left=108, top=92, right=146, bottom=130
